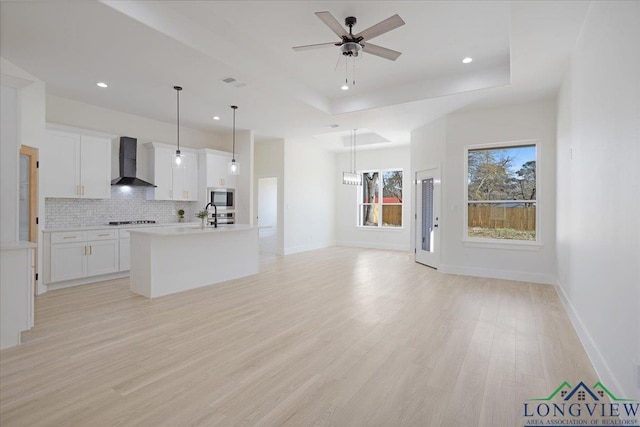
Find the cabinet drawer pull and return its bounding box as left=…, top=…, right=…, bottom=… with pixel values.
left=98, top=233, right=110, bottom=237
left=63, top=236, right=77, bottom=239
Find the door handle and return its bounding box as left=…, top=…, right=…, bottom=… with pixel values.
left=434, top=224, right=439, bottom=228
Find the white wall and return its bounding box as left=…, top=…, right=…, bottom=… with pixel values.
left=335, top=146, right=411, bottom=251
left=442, top=100, right=557, bottom=284
left=556, top=1, right=640, bottom=398
left=47, top=95, right=224, bottom=150
left=410, top=100, right=557, bottom=284
left=254, top=139, right=285, bottom=254
left=1, top=85, right=19, bottom=243
left=1, top=57, right=47, bottom=294
left=283, top=138, right=335, bottom=254
left=410, top=117, right=446, bottom=253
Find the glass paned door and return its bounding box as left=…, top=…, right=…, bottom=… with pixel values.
left=415, top=168, right=440, bottom=269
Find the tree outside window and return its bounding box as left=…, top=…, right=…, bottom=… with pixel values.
left=467, top=144, right=537, bottom=241
left=359, top=170, right=403, bottom=227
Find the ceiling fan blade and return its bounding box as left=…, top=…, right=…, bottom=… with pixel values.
left=355, top=14, right=405, bottom=41
left=362, top=43, right=402, bottom=61
left=315, top=11, right=349, bottom=38
left=292, top=42, right=337, bottom=51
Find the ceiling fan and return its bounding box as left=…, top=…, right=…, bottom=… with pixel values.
left=292, top=11, right=405, bottom=61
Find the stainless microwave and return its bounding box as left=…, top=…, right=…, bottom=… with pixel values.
left=209, top=188, right=235, bottom=209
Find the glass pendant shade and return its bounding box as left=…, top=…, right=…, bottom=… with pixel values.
left=175, top=149, right=182, bottom=166
left=228, top=159, right=240, bottom=175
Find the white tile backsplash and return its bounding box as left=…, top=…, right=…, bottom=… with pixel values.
left=45, top=187, right=199, bottom=228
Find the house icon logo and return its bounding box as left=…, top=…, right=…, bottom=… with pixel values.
left=522, top=381, right=639, bottom=426
left=529, top=381, right=634, bottom=402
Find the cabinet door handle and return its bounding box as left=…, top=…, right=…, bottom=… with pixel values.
left=63, top=236, right=77, bottom=239
left=84, top=246, right=88, bottom=255
left=89, top=245, right=92, bottom=255
left=97, top=233, right=110, bottom=237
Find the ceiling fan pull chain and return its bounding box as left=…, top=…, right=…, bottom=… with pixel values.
left=353, top=56, right=356, bottom=86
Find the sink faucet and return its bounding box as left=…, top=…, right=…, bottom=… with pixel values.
left=204, top=202, right=217, bottom=228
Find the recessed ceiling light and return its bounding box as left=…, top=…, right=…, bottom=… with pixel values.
left=213, top=116, right=220, bottom=120
left=96, top=82, right=108, bottom=88
left=340, top=84, right=349, bottom=91
left=462, top=57, right=473, bottom=64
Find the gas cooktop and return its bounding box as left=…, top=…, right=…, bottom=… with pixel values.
left=108, top=220, right=157, bottom=225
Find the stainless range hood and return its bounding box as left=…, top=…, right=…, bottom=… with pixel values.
left=111, top=137, right=156, bottom=187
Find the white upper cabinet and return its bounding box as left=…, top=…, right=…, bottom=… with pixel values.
left=43, top=128, right=111, bottom=199
left=204, top=151, right=236, bottom=189
left=146, top=143, right=198, bottom=201
left=80, top=135, right=111, bottom=198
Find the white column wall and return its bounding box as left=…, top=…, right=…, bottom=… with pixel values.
left=556, top=1, right=640, bottom=398
left=283, top=138, right=335, bottom=254
left=0, top=84, right=19, bottom=243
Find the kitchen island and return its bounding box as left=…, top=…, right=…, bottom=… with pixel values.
left=129, top=224, right=259, bottom=298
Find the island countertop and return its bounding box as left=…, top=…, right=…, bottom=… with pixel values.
left=128, top=224, right=256, bottom=236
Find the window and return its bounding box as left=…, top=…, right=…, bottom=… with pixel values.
left=466, top=143, right=537, bottom=241
left=359, top=170, right=403, bottom=227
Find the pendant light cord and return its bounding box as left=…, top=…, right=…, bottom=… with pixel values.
left=353, top=128, right=357, bottom=172
left=231, top=105, right=238, bottom=161
left=173, top=86, right=182, bottom=153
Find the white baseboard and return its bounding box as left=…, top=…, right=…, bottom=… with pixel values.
left=439, top=263, right=555, bottom=285
left=335, top=240, right=410, bottom=252
left=282, top=241, right=335, bottom=256
left=554, top=280, right=628, bottom=399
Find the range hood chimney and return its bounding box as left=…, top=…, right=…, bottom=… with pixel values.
left=111, top=137, right=156, bottom=187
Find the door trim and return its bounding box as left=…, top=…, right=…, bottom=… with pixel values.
left=20, top=145, right=39, bottom=292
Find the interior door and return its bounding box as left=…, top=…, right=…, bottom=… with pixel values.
left=20, top=145, right=38, bottom=292
left=415, top=168, right=441, bottom=269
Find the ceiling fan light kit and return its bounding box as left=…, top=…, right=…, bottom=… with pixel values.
left=292, top=11, right=405, bottom=89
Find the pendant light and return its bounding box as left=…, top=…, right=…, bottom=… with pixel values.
left=343, top=129, right=362, bottom=185
left=228, top=105, right=240, bottom=175
left=173, top=85, right=183, bottom=166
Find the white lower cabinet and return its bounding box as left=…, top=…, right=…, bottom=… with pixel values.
left=87, top=240, right=119, bottom=276
left=45, top=229, right=119, bottom=284
left=50, top=241, right=88, bottom=283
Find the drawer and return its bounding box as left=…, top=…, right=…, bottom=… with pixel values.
left=50, top=231, right=87, bottom=244
left=86, top=229, right=118, bottom=241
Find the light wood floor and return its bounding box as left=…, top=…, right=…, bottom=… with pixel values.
left=1, top=247, right=597, bottom=426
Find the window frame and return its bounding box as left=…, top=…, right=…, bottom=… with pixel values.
left=357, top=168, right=404, bottom=229
left=463, top=140, right=541, bottom=247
